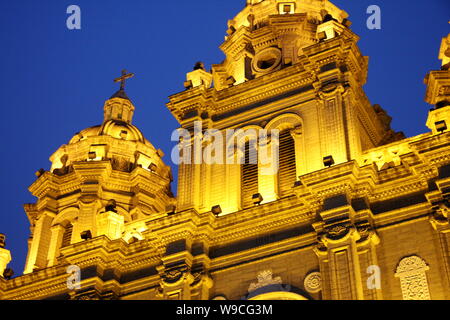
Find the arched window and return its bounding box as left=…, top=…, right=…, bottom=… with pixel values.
left=61, top=223, right=73, bottom=248
left=241, top=140, right=258, bottom=208
left=277, top=130, right=296, bottom=196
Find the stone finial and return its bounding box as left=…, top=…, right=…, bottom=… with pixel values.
left=439, top=33, right=450, bottom=69
left=186, top=63, right=213, bottom=89
left=193, top=62, right=205, bottom=71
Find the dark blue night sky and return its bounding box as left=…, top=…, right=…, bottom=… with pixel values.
left=0, top=0, right=448, bottom=275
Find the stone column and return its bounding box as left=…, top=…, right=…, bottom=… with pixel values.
left=258, top=134, right=278, bottom=203
left=46, top=224, right=65, bottom=267
left=429, top=203, right=450, bottom=298
left=158, top=237, right=213, bottom=300
left=96, top=211, right=125, bottom=240
left=317, top=87, right=349, bottom=166
left=313, top=195, right=381, bottom=300
left=189, top=253, right=213, bottom=300
left=290, top=126, right=306, bottom=177
left=315, top=226, right=364, bottom=300
left=158, top=251, right=195, bottom=300
left=225, top=146, right=242, bottom=213
left=427, top=178, right=450, bottom=298
left=24, top=211, right=54, bottom=274
left=77, top=197, right=101, bottom=242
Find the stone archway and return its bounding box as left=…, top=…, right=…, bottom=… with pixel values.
left=245, top=283, right=309, bottom=300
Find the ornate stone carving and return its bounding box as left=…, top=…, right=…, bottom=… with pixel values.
left=248, top=270, right=282, bottom=293
left=162, top=265, right=190, bottom=284
left=71, top=289, right=117, bottom=300
left=304, top=272, right=322, bottom=294
left=326, top=225, right=349, bottom=240
left=437, top=203, right=450, bottom=219
left=395, top=256, right=431, bottom=300
left=357, top=226, right=370, bottom=239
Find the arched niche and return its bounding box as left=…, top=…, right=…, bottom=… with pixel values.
left=226, top=124, right=264, bottom=162
left=244, top=284, right=309, bottom=301
left=47, top=207, right=80, bottom=267
left=265, top=113, right=303, bottom=132
left=224, top=125, right=263, bottom=212
left=265, top=113, right=305, bottom=195
left=52, top=207, right=79, bottom=227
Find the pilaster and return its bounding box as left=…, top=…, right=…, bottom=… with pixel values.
left=313, top=194, right=381, bottom=300
left=46, top=224, right=65, bottom=267
left=24, top=211, right=54, bottom=274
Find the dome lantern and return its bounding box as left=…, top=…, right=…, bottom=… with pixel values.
left=104, top=70, right=136, bottom=124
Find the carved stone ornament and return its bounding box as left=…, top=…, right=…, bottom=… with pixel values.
left=395, top=255, right=431, bottom=300
left=357, top=225, right=371, bottom=240
left=248, top=270, right=282, bottom=293
left=436, top=203, right=450, bottom=219
left=327, top=225, right=349, bottom=240
left=315, top=236, right=327, bottom=252
left=304, top=272, right=322, bottom=294
left=71, top=289, right=116, bottom=300
left=162, top=266, right=190, bottom=284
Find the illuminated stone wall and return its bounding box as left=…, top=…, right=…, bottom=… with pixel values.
left=1, top=0, right=450, bottom=300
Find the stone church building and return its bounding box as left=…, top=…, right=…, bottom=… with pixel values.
left=1, top=0, right=450, bottom=300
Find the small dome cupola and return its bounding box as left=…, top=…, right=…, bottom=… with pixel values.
left=104, top=70, right=136, bottom=124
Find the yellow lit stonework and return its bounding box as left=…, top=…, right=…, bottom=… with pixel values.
left=1, top=0, right=450, bottom=300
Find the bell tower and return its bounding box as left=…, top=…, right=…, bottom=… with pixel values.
left=168, top=0, right=402, bottom=216
left=425, top=32, right=450, bottom=134
left=23, top=72, right=174, bottom=274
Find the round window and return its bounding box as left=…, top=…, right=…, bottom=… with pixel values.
left=252, top=47, right=282, bottom=74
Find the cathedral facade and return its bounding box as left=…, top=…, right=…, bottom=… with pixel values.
left=1, top=0, right=450, bottom=300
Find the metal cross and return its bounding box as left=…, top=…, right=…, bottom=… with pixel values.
left=114, top=69, right=134, bottom=90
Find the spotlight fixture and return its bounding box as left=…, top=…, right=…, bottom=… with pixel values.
left=342, top=18, right=352, bottom=28
left=436, top=100, right=450, bottom=109
left=35, top=169, right=45, bottom=178
left=184, top=80, right=193, bottom=90
left=252, top=193, right=264, bottom=206
left=166, top=205, right=176, bottom=216
left=212, top=205, right=222, bottom=216
left=226, top=76, right=236, bottom=87
left=3, top=268, right=14, bottom=280
left=80, top=230, right=92, bottom=241
left=317, top=31, right=327, bottom=41
left=435, top=120, right=448, bottom=134
left=293, top=180, right=303, bottom=187
left=149, top=163, right=158, bottom=172
left=323, top=156, right=335, bottom=168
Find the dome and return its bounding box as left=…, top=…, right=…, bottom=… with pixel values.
left=50, top=88, right=170, bottom=178
left=69, top=120, right=152, bottom=147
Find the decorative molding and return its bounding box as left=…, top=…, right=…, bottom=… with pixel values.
left=248, top=270, right=282, bottom=293
left=304, top=272, right=322, bottom=294
left=395, top=255, right=431, bottom=300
